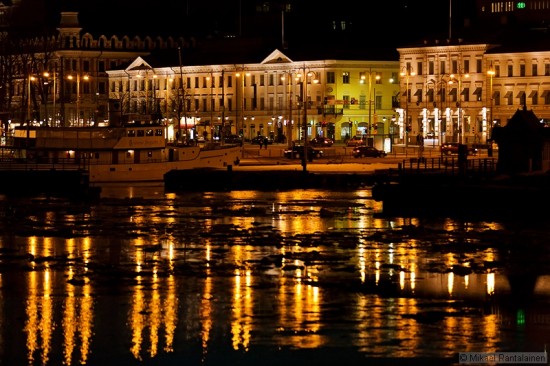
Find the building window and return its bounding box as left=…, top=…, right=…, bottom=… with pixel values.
left=464, top=60, right=470, bottom=73
left=531, top=91, right=538, bottom=105
left=342, top=72, right=350, bottom=84
left=260, top=74, right=264, bottom=86
left=326, top=71, right=335, bottom=83
left=414, top=88, right=423, bottom=103
left=520, top=64, right=526, bottom=77
left=532, top=64, right=538, bottom=76
left=428, top=61, right=434, bottom=74
left=507, top=65, right=513, bottom=77
left=268, top=74, right=274, bottom=86
left=494, top=91, right=500, bottom=106
left=440, top=61, right=446, bottom=74
left=462, top=87, right=470, bottom=102
left=416, top=62, right=422, bottom=75
left=375, top=73, right=382, bottom=84
left=476, top=59, right=482, bottom=73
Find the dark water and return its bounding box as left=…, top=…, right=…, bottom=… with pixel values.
left=0, top=184, right=549, bottom=365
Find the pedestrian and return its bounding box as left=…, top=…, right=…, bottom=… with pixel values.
left=263, top=137, right=268, bottom=149
left=259, top=139, right=263, bottom=149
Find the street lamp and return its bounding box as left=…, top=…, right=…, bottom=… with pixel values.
left=296, top=67, right=319, bottom=173
left=27, top=75, right=37, bottom=123
left=487, top=63, right=495, bottom=142
left=235, top=69, right=248, bottom=138
left=400, top=65, right=415, bottom=147
left=448, top=71, right=469, bottom=144
left=361, top=69, right=380, bottom=138
left=43, top=71, right=57, bottom=126
left=281, top=71, right=299, bottom=148
left=67, top=74, right=90, bottom=126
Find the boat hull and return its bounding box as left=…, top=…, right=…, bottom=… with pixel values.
left=6, top=125, right=243, bottom=184
left=88, top=145, right=243, bottom=183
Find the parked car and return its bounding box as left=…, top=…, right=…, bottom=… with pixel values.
left=283, top=145, right=324, bottom=160
left=352, top=146, right=387, bottom=158
left=224, top=134, right=243, bottom=144
left=250, top=135, right=273, bottom=145
left=346, top=135, right=365, bottom=147
left=309, top=136, right=334, bottom=147
left=440, top=142, right=478, bottom=156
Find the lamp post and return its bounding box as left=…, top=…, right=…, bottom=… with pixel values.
left=235, top=71, right=240, bottom=137
left=281, top=71, right=297, bottom=148
left=361, top=69, right=380, bottom=138
left=297, top=67, right=319, bottom=173
left=400, top=65, right=415, bottom=147
left=448, top=70, right=469, bottom=144
left=68, top=74, right=89, bottom=126
left=27, top=75, right=36, bottom=123
left=487, top=63, right=495, bottom=142
left=43, top=71, right=57, bottom=126
left=235, top=69, right=248, bottom=138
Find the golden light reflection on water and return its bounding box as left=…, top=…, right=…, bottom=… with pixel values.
left=128, top=243, right=179, bottom=362
left=201, top=268, right=213, bottom=359
left=231, top=268, right=253, bottom=351
left=6, top=190, right=549, bottom=364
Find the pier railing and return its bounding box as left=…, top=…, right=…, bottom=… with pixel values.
left=376, top=157, right=499, bottom=183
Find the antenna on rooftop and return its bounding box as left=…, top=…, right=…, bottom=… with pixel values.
left=449, top=0, right=452, bottom=40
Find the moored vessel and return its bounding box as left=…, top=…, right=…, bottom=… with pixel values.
left=2, top=121, right=242, bottom=183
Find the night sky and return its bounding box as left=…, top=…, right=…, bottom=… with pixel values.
left=15, top=0, right=477, bottom=48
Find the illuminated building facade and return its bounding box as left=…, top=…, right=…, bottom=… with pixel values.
left=107, top=50, right=400, bottom=145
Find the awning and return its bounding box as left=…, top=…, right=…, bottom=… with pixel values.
left=503, top=91, right=513, bottom=98
left=528, top=90, right=538, bottom=97
left=448, top=88, right=457, bottom=96
left=516, top=91, right=525, bottom=98
left=473, top=87, right=482, bottom=95
left=540, top=90, right=550, bottom=98
left=426, top=89, right=434, bottom=96
left=437, top=88, right=445, bottom=95
left=492, top=91, right=500, bottom=98
left=460, top=88, right=468, bottom=95
left=413, top=89, right=423, bottom=96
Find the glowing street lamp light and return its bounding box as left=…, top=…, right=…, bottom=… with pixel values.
left=448, top=71, right=469, bottom=144
left=361, top=69, right=380, bottom=137
left=67, top=74, right=90, bottom=126
left=487, top=63, right=495, bottom=141
left=400, top=65, right=416, bottom=147
left=27, top=75, right=37, bottom=122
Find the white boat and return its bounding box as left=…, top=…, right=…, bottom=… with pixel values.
left=6, top=122, right=243, bottom=183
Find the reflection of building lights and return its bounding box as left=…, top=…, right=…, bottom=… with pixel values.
left=486, top=273, right=495, bottom=295
left=447, top=273, right=454, bottom=295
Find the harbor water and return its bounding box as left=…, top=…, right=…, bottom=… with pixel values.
left=0, top=184, right=549, bottom=365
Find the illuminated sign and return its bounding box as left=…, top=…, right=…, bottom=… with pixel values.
left=517, top=2, right=526, bottom=9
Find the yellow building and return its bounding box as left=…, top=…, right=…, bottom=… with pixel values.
left=107, top=49, right=400, bottom=147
